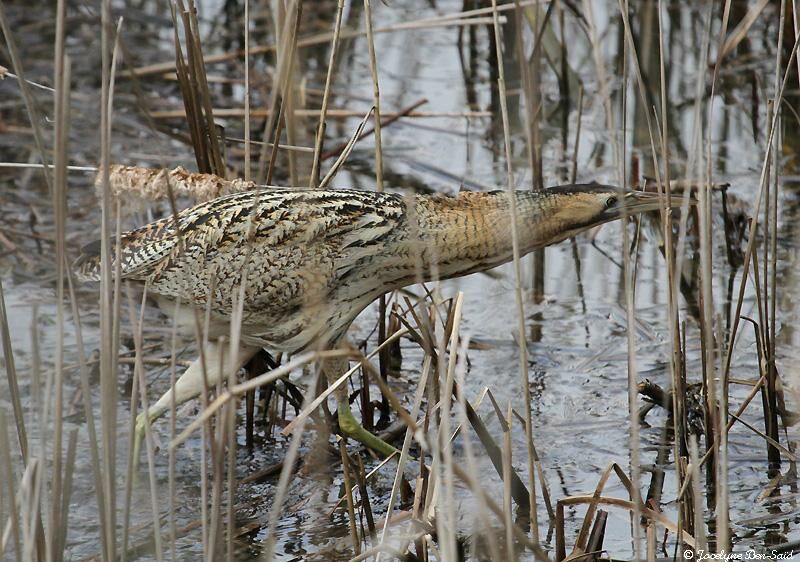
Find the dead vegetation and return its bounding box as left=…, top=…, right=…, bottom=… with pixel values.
left=0, top=0, right=799, bottom=561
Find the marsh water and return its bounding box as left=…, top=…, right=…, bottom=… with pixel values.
left=1, top=1, right=800, bottom=560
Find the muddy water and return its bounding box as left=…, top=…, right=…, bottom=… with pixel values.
left=1, top=1, right=799, bottom=560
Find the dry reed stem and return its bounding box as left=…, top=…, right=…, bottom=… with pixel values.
left=614, top=2, right=650, bottom=556
left=260, top=362, right=323, bottom=561
left=364, top=0, right=387, bottom=395
left=226, top=138, right=313, bottom=153
left=718, top=0, right=770, bottom=62
left=123, top=7, right=531, bottom=79
left=557, top=495, right=696, bottom=548
left=49, top=2, right=70, bottom=555
left=364, top=0, right=384, bottom=193
left=150, top=107, right=491, bottom=119
left=0, top=3, right=52, bottom=193
left=490, top=0, right=538, bottom=542
left=453, top=385, right=503, bottom=559
left=170, top=349, right=346, bottom=447
left=718, top=17, right=800, bottom=553
left=502, top=402, right=514, bottom=560
left=655, top=0, right=690, bottom=548
left=319, top=107, right=373, bottom=188
left=340, top=439, right=361, bottom=555
left=0, top=411, right=21, bottom=561
left=256, top=0, right=300, bottom=185
left=281, top=328, right=409, bottom=436
left=224, top=287, right=250, bottom=562
left=126, top=291, right=164, bottom=562
left=374, top=357, right=432, bottom=562
left=309, top=0, right=346, bottom=188
left=434, top=292, right=464, bottom=560
left=243, top=0, right=251, bottom=180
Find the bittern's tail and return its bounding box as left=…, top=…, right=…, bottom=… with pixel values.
left=73, top=214, right=179, bottom=282
left=73, top=239, right=104, bottom=281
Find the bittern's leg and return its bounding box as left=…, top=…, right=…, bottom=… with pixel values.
left=325, top=356, right=399, bottom=458
left=133, top=340, right=260, bottom=463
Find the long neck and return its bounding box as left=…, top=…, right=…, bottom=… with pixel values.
left=381, top=190, right=561, bottom=288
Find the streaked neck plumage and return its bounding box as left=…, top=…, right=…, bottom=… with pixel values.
left=374, top=190, right=567, bottom=290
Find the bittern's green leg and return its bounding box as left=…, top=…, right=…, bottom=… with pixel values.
left=325, top=356, right=399, bottom=458
left=133, top=340, right=259, bottom=465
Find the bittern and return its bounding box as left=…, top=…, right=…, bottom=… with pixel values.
left=75, top=183, right=682, bottom=457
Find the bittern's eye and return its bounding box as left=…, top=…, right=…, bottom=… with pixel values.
left=605, top=196, right=617, bottom=208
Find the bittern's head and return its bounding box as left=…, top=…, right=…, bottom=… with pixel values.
left=542, top=182, right=687, bottom=242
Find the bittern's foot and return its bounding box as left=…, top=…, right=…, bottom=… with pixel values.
left=337, top=400, right=399, bottom=458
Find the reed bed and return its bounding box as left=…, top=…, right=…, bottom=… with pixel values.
left=0, top=1, right=798, bottom=561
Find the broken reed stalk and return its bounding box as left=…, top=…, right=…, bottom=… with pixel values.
left=437, top=292, right=465, bottom=560
left=452, top=388, right=503, bottom=557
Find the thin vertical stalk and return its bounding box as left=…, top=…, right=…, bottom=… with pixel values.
left=50, top=0, right=70, bottom=551
left=98, top=0, right=118, bottom=555
left=503, top=402, right=514, bottom=559
left=168, top=300, right=181, bottom=562
left=243, top=0, right=251, bottom=180
left=719, top=19, right=800, bottom=556
left=263, top=0, right=301, bottom=186
left=0, top=411, right=21, bottom=562
left=490, top=0, right=536, bottom=540
left=0, top=278, right=27, bottom=468
left=309, top=0, right=345, bottom=188
left=261, top=367, right=322, bottom=560
left=656, top=0, right=689, bottom=548
left=364, top=0, right=391, bottom=386
left=689, top=436, right=707, bottom=553
left=339, top=441, right=361, bottom=556
left=0, top=1, right=52, bottom=192
left=364, top=0, right=383, bottom=192
left=434, top=293, right=464, bottom=561
left=615, top=6, right=643, bottom=556
left=375, top=356, right=431, bottom=562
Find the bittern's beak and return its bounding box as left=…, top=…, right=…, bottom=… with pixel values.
left=604, top=189, right=690, bottom=221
